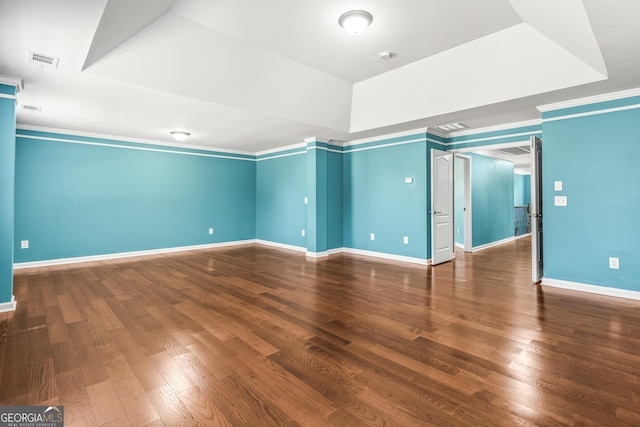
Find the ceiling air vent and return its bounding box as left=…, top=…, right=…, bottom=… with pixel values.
left=29, top=51, right=59, bottom=69
left=435, top=122, right=467, bottom=132
left=21, top=104, right=42, bottom=112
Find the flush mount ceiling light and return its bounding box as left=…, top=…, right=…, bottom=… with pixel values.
left=170, top=131, right=191, bottom=141
left=338, top=10, right=373, bottom=35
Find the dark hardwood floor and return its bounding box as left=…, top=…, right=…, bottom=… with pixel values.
left=2, top=238, right=639, bottom=426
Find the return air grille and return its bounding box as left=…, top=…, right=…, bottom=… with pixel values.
left=29, top=51, right=59, bottom=68
left=21, top=104, right=41, bottom=112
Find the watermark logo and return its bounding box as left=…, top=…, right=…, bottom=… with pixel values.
left=0, top=405, right=64, bottom=427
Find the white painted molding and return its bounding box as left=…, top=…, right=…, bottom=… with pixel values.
left=342, top=248, right=429, bottom=266
left=14, top=240, right=256, bottom=269
left=445, top=130, right=541, bottom=146
left=472, top=236, right=516, bottom=252
left=0, top=93, right=17, bottom=100
left=455, top=242, right=465, bottom=249
left=537, top=87, right=640, bottom=112
left=303, top=137, right=331, bottom=144
left=16, top=124, right=255, bottom=156
left=17, top=133, right=254, bottom=162
left=542, top=278, right=640, bottom=301
left=540, top=104, right=640, bottom=123
left=0, top=296, right=16, bottom=313
left=343, top=138, right=426, bottom=154
left=0, top=75, right=23, bottom=91
left=306, top=251, right=329, bottom=258
left=256, top=150, right=306, bottom=161
left=446, top=119, right=541, bottom=138
left=344, top=127, right=428, bottom=147
left=255, top=240, right=306, bottom=253
left=514, top=233, right=531, bottom=240
left=449, top=140, right=533, bottom=153
left=256, top=142, right=306, bottom=157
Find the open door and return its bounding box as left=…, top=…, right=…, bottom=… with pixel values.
left=530, top=136, right=543, bottom=282
left=431, top=149, right=454, bottom=265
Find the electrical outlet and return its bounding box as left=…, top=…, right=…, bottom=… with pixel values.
left=403, top=236, right=409, bottom=244
left=208, top=228, right=214, bottom=235
left=370, top=233, right=375, bottom=241
left=301, top=229, right=305, bottom=237
left=304, top=197, right=308, bottom=204
left=609, top=257, right=620, bottom=269
left=21, top=240, right=29, bottom=249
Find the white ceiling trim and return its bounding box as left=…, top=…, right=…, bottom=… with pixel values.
left=537, top=87, right=640, bottom=112
left=446, top=118, right=541, bottom=138
left=16, top=124, right=255, bottom=156
left=0, top=74, right=23, bottom=91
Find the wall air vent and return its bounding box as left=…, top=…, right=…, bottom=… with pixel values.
left=29, top=51, right=59, bottom=69
left=21, top=104, right=42, bottom=112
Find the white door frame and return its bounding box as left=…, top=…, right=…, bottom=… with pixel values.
left=454, top=154, right=473, bottom=252
left=530, top=136, right=543, bottom=282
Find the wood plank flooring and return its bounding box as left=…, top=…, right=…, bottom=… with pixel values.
left=2, top=238, right=640, bottom=426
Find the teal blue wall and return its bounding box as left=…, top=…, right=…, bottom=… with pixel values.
left=514, top=174, right=531, bottom=206
left=542, top=96, right=640, bottom=292
left=256, top=151, right=306, bottom=247
left=14, top=131, right=256, bottom=262
left=0, top=84, right=17, bottom=303
left=454, top=156, right=465, bottom=246
left=343, top=135, right=428, bottom=259
left=327, top=150, right=343, bottom=250
left=469, top=153, right=514, bottom=247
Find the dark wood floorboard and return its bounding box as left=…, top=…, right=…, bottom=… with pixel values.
left=2, top=237, right=640, bottom=426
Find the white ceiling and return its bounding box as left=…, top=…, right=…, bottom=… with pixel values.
left=1, top=0, right=640, bottom=153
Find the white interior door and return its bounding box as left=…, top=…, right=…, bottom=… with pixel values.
left=431, top=149, right=454, bottom=265
left=530, top=136, right=543, bottom=282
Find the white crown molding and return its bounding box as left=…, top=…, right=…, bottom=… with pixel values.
left=0, top=75, right=23, bottom=92
left=344, top=127, right=428, bottom=147
left=537, top=87, right=640, bottom=112
left=256, top=142, right=306, bottom=157
left=16, top=124, right=255, bottom=156
left=0, top=296, right=16, bottom=313
left=303, top=137, right=331, bottom=144
left=446, top=119, right=541, bottom=138
left=425, top=127, right=447, bottom=138
left=542, top=278, right=640, bottom=301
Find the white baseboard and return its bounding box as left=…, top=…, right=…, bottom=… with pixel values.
left=255, top=239, right=306, bottom=253
left=514, top=233, right=531, bottom=240
left=542, top=278, right=640, bottom=301
left=306, top=251, right=328, bottom=258
left=0, top=295, right=16, bottom=313
left=13, top=240, right=256, bottom=269
left=342, top=248, right=429, bottom=266
left=13, top=238, right=431, bottom=271
left=455, top=242, right=465, bottom=249
left=472, top=236, right=516, bottom=252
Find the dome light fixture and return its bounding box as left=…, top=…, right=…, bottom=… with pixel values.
left=338, top=10, right=373, bottom=35
left=170, top=131, right=191, bottom=141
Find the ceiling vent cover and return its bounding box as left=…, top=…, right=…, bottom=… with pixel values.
left=29, top=51, right=59, bottom=68
left=436, top=122, right=467, bottom=132
left=21, top=104, right=42, bottom=112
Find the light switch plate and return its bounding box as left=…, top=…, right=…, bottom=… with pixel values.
left=554, top=181, right=563, bottom=191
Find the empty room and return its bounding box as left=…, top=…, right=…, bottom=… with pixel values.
left=1, top=1, right=639, bottom=426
